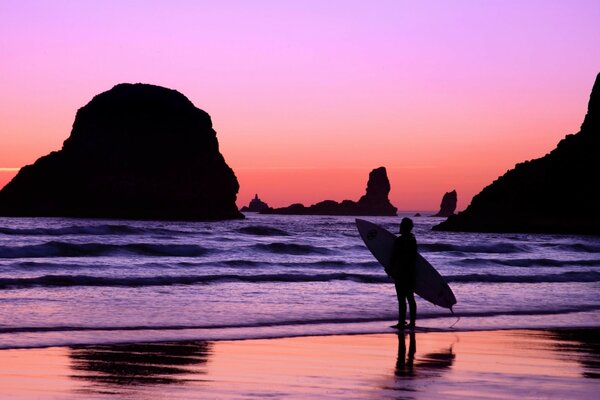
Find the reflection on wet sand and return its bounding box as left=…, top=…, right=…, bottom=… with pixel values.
left=550, top=329, right=600, bottom=379
left=382, top=331, right=456, bottom=398
left=395, top=331, right=455, bottom=378
left=395, top=331, right=416, bottom=377
left=69, top=341, right=211, bottom=392
left=0, top=330, right=597, bottom=399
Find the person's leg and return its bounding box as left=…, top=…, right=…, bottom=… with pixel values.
left=407, top=291, right=417, bottom=327
left=394, top=281, right=407, bottom=325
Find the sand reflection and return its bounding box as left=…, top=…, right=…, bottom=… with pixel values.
left=0, top=330, right=597, bottom=399
left=69, top=341, right=211, bottom=393
left=550, top=329, right=600, bottom=379
left=395, top=331, right=455, bottom=379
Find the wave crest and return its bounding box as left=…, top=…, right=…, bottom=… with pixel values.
left=253, top=242, right=333, bottom=255
left=0, top=242, right=209, bottom=258
left=238, top=226, right=289, bottom=236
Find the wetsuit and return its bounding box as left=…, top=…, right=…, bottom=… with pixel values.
left=389, top=233, right=417, bottom=326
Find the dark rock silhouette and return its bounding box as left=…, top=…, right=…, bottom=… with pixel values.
left=433, top=190, right=457, bottom=217
left=414, top=213, right=422, bottom=217
left=264, top=167, right=397, bottom=216
left=241, top=194, right=270, bottom=212
left=434, top=73, right=600, bottom=234
left=0, top=83, right=243, bottom=220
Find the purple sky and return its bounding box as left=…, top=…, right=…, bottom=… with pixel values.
left=1, top=1, right=599, bottom=209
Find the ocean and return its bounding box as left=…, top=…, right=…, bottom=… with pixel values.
left=1, top=213, right=599, bottom=349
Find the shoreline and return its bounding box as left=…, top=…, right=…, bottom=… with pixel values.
left=1, top=311, right=599, bottom=350
left=1, top=327, right=598, bottom=399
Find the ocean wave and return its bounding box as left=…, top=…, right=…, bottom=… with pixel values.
left=549, top=243, right=600, bottom=253
left=238, top=226, right=289, bottom=236
left=0, top=272, right=388, bottom=289
left=0, top=241, right=209, bottom=258
left=253, top=242, right=333, bottom=255
left=420, top=242, right=527, bottom=254
left=446, top=271, right=600, bottom=283
left=2, top=304, right=599, bottom=336
left=2, top=269, right=598, bottom=289
left=1, top=259, right=380, bottom=272
left=0, top=224, right=180, bottom=236
left=457, top=257, right=600, bottom=268
left=222, top=259, right=377, bottom=268
left=0, top=317, right=390, bottom=335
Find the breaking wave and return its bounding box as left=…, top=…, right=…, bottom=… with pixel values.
left=456, top=257, right=600, bottom=268
left=0, top=224, right=180, bottom=236
left=1, top=270, right=598, bottom=289
left=238, top=226, right=289, bottom=236
left=0, top=242, right=209, bottom=258
left=419, top=242, right=528, bottom=254
left=253, top=242, right=333, bottom=255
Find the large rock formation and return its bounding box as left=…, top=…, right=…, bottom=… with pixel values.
left=0, top=83, right=243, bottom=220
left=241, top=194, right=270, bottom=212
left=264, top=167, right=397, bottom=216
left=433, top=190, right=457, bottom=217
left=434, top=73, right=600, bottom=234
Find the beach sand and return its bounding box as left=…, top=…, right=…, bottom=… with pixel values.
left=0, top=328, right=598, bottom=399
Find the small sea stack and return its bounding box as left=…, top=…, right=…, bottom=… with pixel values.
left=434, top=73, right=600, bottom=234
left=0, top=83, right=243, bottom=220
left=264, top=167, right=397, bottom=216
left=433, top=190, right=457, bottom=217
left=241, top=194, right=270, bottom=212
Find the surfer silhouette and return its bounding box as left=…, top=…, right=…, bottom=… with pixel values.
left=389, top=217, right=417, bottom=329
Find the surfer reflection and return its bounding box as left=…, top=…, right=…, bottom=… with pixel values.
left=389, top=217, right=417, bottom=329
left=395, top=331, right=416, bottom=377
left=394, top=332, right=456, bottom=379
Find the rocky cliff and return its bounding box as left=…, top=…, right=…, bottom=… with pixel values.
left=0, top=83, right=243, bottom=220
left=434, top=73, right=600, bottom=234
left=264, top=167, right=397, bottom=216
left=433, top=190, right=457, bottom=217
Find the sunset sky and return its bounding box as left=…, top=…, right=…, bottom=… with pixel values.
left=1, top=1, right=599, bottom=211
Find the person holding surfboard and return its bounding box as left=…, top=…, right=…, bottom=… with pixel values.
left=356, top=218, right=456, bottom=325
left=389, top=217, right=417, bottom=329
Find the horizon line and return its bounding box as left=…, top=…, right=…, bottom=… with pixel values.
left=235, top=166, right=437, bottom=171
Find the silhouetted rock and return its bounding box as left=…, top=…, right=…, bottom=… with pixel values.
left=241, top=194, right=270, bottom=212
left=0, top=83, right=243, bottom=220
left=264, top=167, right=397, bottom=216
left=433, top=190, right=457, bottom=217
left=434, top=73, right=600, bottom=234
left=414, top=213, right=422, bottom=217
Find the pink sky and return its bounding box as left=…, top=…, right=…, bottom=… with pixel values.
left=1, top=1, right=599, bottom=211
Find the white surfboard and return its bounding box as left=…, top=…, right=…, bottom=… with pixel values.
left=355, top=219, right=457, bottom=310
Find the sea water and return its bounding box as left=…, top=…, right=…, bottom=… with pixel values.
left=0, top=213, right=599, bottom=348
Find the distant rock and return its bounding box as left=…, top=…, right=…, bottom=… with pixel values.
left=241, top=194, right=270, bottom=212
left=414, top=213, right=422, bottom=217
left=433, top=190, right=457, bottom=217
left=0, top=83, right=243, bottom=220
left=434, top=73, right=600, bottom=234
left=264, top=167, right=397, bottom=216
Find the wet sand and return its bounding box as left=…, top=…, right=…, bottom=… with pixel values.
left=0, top=328, right=598, bottom=399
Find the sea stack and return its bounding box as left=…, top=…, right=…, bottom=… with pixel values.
left=434, top=73, right=600, bottom=234
left=264, top=167, right=397, bottom=216
left=241, top=194, right=270, bottom=212
left=433, top=190, right=457, bottom=217
left=0, top=83, right=243, bottom=220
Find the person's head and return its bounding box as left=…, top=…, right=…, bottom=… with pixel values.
left=399, top=217, right=413, bottom=235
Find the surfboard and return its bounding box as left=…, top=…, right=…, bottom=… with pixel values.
left=355, top=219, right=457, bottom=310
